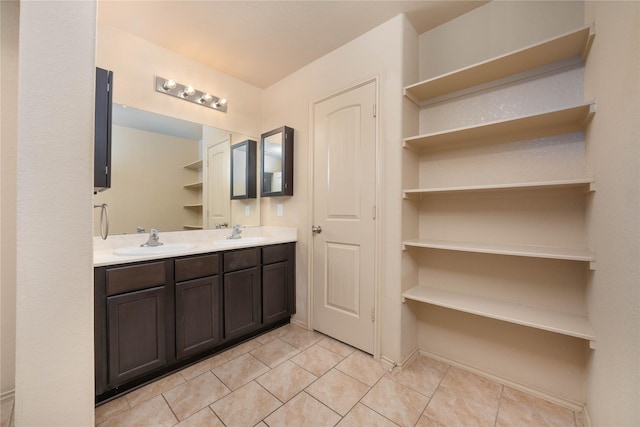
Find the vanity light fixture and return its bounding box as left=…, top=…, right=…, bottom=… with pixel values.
left=155, top=76, right=228, bottom=112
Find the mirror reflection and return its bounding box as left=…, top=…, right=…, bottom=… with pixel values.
left=93, top=104, right=260, bottom=235
left=231, top=140, right=257, bottom=199
left=263, top=132, right=283, bottom=193
left=261, top=126, right=293, bottom=197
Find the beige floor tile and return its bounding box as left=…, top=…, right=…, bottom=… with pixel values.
left=337, top=403, right=399, bottom=427
left=250, top=337, right=301, bottom=368
left=361, top=377, right=429, bottom=427
left=291, top=343, right=345, bottom=376
left=386, top=355, right=446, bottom=397
left=415, top=355, right=450, bottom=373
left=221, top=338, right=263, bottom=361
left=94, top=396, right=129, bottom=425
left=264, top=392, right=341, bottom=427
left=256, top=360, right=317, bottom=402
left=336, top=351, right=388, bottom=386
left=255, top=422, right=268, bottom=427
left=97, top=395, right=177, bottom=427
left=438, top=366, right=503, bottom=409
left=163, top=371, right=231, bottom=421
left=211, top=381, right=282, bottom=426
left=306, top=368, right=370, bottom=416
left=125, top=372, right=185, bottom=408
left=179, top=353, right=229, bottom=381
left=415, top=415, right=445, bottom=427
left=496, top=386, right=576, bottom=427
left=255, top=325, right=292, bottom=344
left=175, top=407, right=224, bottom=427
left=317, top=336, right=356, bottom=357
left=212, top=352, right=270, bottom=390
left=1, top=398, right=13, bottom=427
left=424, top=385, right=498, bottom=427
left=279, top=325, right=324, bottom=350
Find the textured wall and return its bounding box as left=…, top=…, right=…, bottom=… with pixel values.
left=14, top=2, right=96, bottom=425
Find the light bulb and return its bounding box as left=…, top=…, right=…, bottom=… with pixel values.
left=201, top=93, right=213, bottom=103
left=184, top=86, right=196, bottom=97
left=218, top=98, right=227, bottom=106
left=162, top=79, right=176, bottom=90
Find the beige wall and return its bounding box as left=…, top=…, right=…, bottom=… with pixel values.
left=13, top=1, right=96, bottom=424
left=96, top=24, right=262, bottom=141
left=260, top=15, right=412, bottom=362
left=94, top=125, right=199, bottom=235
left=584, top=2, right=640, bottom=425
left=0, top=0, right=19, bottom=400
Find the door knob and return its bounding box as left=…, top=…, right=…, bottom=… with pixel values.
left=312, top=225, right=322, bottom=234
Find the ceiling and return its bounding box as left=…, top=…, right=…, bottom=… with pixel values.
left=98, top=1, right=487, bottom=89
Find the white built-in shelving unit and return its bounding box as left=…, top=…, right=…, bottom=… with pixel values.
left=401, top=24, right=597, bottom=348
left=182, top=159, right=204, bottom=229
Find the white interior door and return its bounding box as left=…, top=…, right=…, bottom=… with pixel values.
left=204, top=137, right=230, bottom=228
left=312, top=81, right=377, bottom=354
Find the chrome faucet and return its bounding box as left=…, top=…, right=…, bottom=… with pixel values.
left=227, top=224, right=242, bottom=240
left=141, top=228, right=163, bottom=247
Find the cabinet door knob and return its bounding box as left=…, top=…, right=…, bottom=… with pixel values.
left=312, top=225, right=322, bottom=234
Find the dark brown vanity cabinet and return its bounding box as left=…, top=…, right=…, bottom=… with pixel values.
left=175, top=254, right=222, bottom=359
left=95, top=260, right=173, bottom=394
left=223, top=248, right=261, bottom=339
left=95, top=242, right=296, bottom=402
left=262, top=244, right=296, bottom=324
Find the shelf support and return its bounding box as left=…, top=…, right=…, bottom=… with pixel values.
left=589, top=261, right=596, bottom=271
left=589, top=340, right=597, bottom=350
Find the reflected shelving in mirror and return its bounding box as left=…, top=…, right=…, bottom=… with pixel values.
left=261, top=126, right=294, bottom=197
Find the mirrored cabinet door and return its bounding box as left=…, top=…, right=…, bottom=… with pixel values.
left=261, top=126, right=293, bottom=197
left=230, top=139, right=257, bottom=199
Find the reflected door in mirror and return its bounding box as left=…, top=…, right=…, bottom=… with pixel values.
left=230, top=140, right=256, bottom=199
left=261, top=126, right=293, bottom=197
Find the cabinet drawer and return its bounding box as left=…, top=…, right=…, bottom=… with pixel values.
left=175, top=254, right=219, bottom=282
left=223, top=248, right=258, bottom=272
left=262, top=244, right=291, bottom=265
left=106, top=261, right=166, bottom=296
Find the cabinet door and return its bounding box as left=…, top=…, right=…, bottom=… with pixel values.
left=262, top=261, right=291, bottom=324
left=224, top=268, right=260, bottom=339
left=94, top=67, right=112, bottom=192
left=176, top=276, right=222, bottom=359
left=107, top=286, right=166, bottom=387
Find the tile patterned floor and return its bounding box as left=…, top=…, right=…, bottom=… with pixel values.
left=93, top=323, right=585, bottom=427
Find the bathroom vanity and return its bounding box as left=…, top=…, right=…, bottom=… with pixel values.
left=94, top=228, right=296, bottom=403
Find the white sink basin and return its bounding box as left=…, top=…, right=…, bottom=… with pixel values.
left=114, top=243, right=195, bottom=256
left=213, top=236, right=268, bottom=245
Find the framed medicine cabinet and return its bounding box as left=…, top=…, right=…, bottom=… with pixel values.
left=230, top=139, right=257, bottom=199
left=261, top=126, right=294, bottom=197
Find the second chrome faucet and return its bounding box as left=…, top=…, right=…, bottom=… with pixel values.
left=227, top=225, right=242, bottom=240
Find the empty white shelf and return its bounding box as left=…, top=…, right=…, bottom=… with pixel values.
left=183, top=181, right=203, bottom=189
left=402, top=238, right=594, bottom=263
left=182, top=204, right=203, bottom=208
left=183, top=159, right=203, bottom=170
left=404, top=24, right=595, bottom=104
left=403, top=102, right=595, bottom=151
left=403, top=178, right=594, bottom=198
left=401, top=285, right=595, bottom=343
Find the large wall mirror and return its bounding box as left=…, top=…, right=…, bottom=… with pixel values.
left=93, top=104, right=260, bottom=236
left=261, top=126, right=294, bottom=197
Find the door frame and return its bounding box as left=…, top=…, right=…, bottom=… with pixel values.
left=307, top=77, right=382, bottom=359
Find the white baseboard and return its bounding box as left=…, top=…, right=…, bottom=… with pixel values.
left=289, top=318, right=307, bottom=330
left=418, top=349, right=586, bottom=414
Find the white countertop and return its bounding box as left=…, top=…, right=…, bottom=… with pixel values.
left=93, top=226, right=297, bottom=267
